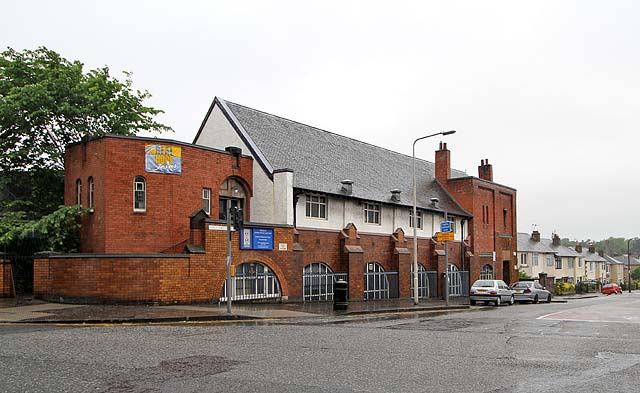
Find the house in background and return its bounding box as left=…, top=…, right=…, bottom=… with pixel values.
left=517, top=231, right=583, bottom=283
left=572, top=244, right=608, bottom=282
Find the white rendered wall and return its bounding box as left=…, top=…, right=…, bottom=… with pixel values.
left=195, top=105, right=276, bottom=224
left=295, top=193, right=458, bottom=239
left=273, top=171, right=294, bottom=225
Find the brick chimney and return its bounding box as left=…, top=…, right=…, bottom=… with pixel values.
left=531, top=230, right=541, bottom=242
left=478, top=159, right=493, bottom=182
left=552, top=233, right=561, bottom=246
left=575, top=244, right=582, bottom=253
left=588, top=243, right=595, bottom=253
left=435, top=142, right=450, bottom=183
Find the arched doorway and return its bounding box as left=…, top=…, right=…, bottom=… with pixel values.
left=221, top=261, right=281, bottom=301
left=303, top=263, right=346, bottom=302
left=448, top=264, right=462, bottom=296
left=410, top=263, right=430, bottom=298
left=218, top=178, right=247, bottom=220
left=364, top=262, right=390, bottom=300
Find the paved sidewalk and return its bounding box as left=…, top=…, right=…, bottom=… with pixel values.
left=0, top=297, right=470, bottom=324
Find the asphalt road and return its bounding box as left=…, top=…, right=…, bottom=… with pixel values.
left=1, top=294, right=640, bottom=393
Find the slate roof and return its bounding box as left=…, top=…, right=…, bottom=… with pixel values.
left=571, top=247, right=607, bottom=262
left=610, top=255, right=640, bottom=266
left=210, top=98, right=471, bottom=217
left=517, top=232, right=579, bottom=257
left=603, top=254, right=624, bottom=265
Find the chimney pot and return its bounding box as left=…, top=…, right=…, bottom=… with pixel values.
left=531, top=230, right=541, bottom=242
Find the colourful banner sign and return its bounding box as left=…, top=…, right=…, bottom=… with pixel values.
left=145, top=144, right=182, bottom=174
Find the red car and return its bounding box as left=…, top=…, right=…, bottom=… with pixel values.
left=601, top=283, right=622, bottom=295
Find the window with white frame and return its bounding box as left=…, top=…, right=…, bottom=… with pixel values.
left=88, top=177, right=94, bottom=209
left=305, top=194, right=327, bottom=219
left=578, top=258, right=582, bottom=267
left=202, top=188, right=211, bottom=215
left=547, top=255, right=554, bottom=267
left=568, top=257, right=574, bottom=269
left=76, top=179, right=82, bottom=206
left=364, top=202, right=381, bottom=224
left=520, top=253, right=527, bottom=266
left=409, top=209, right=422, bottom=229
left=133, top=176, right=146, bottom=211
left=590, top=262, right=594, bottom=271
left=480, top=264, right=494, bottom=279
left=532, top=253, right=539, bottom=266
left=555, top=256, right=562, bottom=269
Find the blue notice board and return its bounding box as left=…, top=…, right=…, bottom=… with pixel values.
left=240, top=228, right=274, bottom=250
left=252, top=228, right=274, bottom=250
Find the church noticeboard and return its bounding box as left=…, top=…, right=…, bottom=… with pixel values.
left=145, top=144, right=182, bottom=174
left=239, top=228, right=274, bottom=250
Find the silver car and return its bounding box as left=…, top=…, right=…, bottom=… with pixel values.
left=510, top=281, right=552, bottom=303
left=470, top=279, right=514, bottom=306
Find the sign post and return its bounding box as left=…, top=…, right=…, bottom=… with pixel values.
left=441, top=214, right=452, bottom=306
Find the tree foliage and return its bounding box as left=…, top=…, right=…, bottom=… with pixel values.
left=631, top=267, right=640, bottom=282
left=0, top=47, right=171, bottom=253
left=0, top=205, right=87, bottom=253
left=0, top=46, right=171, bottom=172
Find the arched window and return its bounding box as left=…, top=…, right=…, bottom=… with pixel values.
left=221, top=261, right=281, bottom=301
left=219, top=178, right=246, bottom=220
left=88, top=177, right=94, bottom=209
left=303, top=263, right=341, bottom=302
left=411, top=263, right=429, bottom=298
left=75, top=179, right=82, bottom=206
left=480, top=264, right=494, bottom=280
left=364, top=262, right=389, bottom=300
left=133, top=176, right=146, bottom=211
left=448, top=264, right=462, bottom=296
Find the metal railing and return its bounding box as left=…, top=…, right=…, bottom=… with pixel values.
left=220, top=272, right=281, bottom=302
left=303, top=272, right=347, bottom=302
left=364, top=271, right=398, bottom=300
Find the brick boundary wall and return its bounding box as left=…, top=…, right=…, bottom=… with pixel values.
left=33, top=253, right=216, bottom=304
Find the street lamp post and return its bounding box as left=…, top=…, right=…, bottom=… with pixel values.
left=412, top=130, right=456, bottom=305
left=628, top=238, right=638, bottom=293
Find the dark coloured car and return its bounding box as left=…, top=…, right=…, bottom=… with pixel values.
left=510, top=281, right=552, bottom=303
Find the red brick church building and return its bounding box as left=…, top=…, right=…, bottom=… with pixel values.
left=34, top=98, right=517, bottom=304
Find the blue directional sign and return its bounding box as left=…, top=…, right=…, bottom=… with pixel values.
left=440, top=221, right=454, bottom=233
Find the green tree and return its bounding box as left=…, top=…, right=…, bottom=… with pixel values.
left=0, top=46, right=171, bottom=172
left=0, top=47, right=170, bottom=252
left=631, top=267, right=640, bottom=282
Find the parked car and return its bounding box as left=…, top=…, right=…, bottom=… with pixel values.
left=510, top=281, right=552, bottom=303
left=601, top=283, right=622, bottom=295
left=469, top=280, right=514, bottom=306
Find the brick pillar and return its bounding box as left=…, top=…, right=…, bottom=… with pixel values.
left=341, top=223, right=364, bottom=301
left=393, top=229, right=412, bottom=298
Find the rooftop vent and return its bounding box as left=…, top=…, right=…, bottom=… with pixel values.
left=341, top=179, right=353, bottom=195
left=390, top=189, right=401, bottom=202
left=430, top=197, right=440, bottom=208
left=225, top=146, right=242, bottom=156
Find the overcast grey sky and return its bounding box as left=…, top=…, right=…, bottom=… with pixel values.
left=3, top=1, right=639, bottom=241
